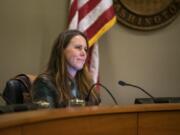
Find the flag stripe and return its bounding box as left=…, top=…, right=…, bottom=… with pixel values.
left=78, top=0, right=101, bottom=21
left=68, top=0, right=78, bottom=24
left=88, top=16, right=116, bottom=46
left=78, top=0, right=113, bottom=34
left=84, top=6, right=115, bottom=39
left=85, top=6, right=116, bottom=46
left=78, top=0, right=89, bottom=9
left=69, top=12, right=79, bottom=29
left=89, top=43, right=99, bottom=83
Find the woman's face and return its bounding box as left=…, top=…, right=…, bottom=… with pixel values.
left=64, top=35, right=88, bottom=77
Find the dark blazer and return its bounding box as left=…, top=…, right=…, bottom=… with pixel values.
left=31, top=74, right=101, bottom=108
left=31, top=74, right=60, bottom=108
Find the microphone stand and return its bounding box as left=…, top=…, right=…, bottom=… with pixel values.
left=85, top=83, right=118, bottom=105
left=118, top=81, right=157, bottom=103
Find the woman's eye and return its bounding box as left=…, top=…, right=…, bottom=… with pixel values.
left=75, top=46, right=82, bottom=49
left=75, top=45, right=88, bottom=52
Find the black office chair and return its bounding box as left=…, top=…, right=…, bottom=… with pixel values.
left=2, top=74, right=36, bottom=104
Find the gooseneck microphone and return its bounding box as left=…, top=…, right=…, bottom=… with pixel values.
left=118, top=80, right=157, bottom=103
left=85, top=83, right=118, bottom=105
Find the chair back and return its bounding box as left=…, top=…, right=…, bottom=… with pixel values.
left=3, top=74, right=36, bottom=104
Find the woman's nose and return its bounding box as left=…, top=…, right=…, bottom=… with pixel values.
left=80, top=49, right=86, bottom=56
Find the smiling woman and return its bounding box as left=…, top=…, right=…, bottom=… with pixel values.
left=31, top=29, right=101, bottom=108
left=64, top=35, right=88, bottom=78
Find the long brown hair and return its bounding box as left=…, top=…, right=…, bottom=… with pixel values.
left=45, top=29, right=100, bottom=104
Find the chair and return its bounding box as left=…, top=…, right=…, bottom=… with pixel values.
left=2, top=74, right=36, bottom=104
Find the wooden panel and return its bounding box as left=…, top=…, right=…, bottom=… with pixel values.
left=1, top=104, right=180, bottom=130
left=1, top=104, right=180, bottom=135
left=23, top=113, right=137, bottom=135
left=0, top=127, right=21, bottom=135
left=138, top=111, right=180, bottom=135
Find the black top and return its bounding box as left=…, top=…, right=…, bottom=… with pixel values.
left=31, top=74, right=100, bottom=108
left=31, top=74, right=60, bottom=108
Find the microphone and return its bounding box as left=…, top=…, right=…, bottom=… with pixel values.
left=85, top=83, right=118, bottom=105
left=118, top=80, right=157, bottom=103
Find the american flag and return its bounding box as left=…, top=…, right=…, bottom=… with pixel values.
left=68, top=0, right=116, bottom=83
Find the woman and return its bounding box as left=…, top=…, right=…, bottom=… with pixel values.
left=31, top=30, right=101, bottom=108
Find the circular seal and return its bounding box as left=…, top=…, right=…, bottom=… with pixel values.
left=113, top=0, right=179, bottom=30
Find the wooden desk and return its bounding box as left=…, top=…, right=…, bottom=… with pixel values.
left=0, top=103, right=180, bottom=135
